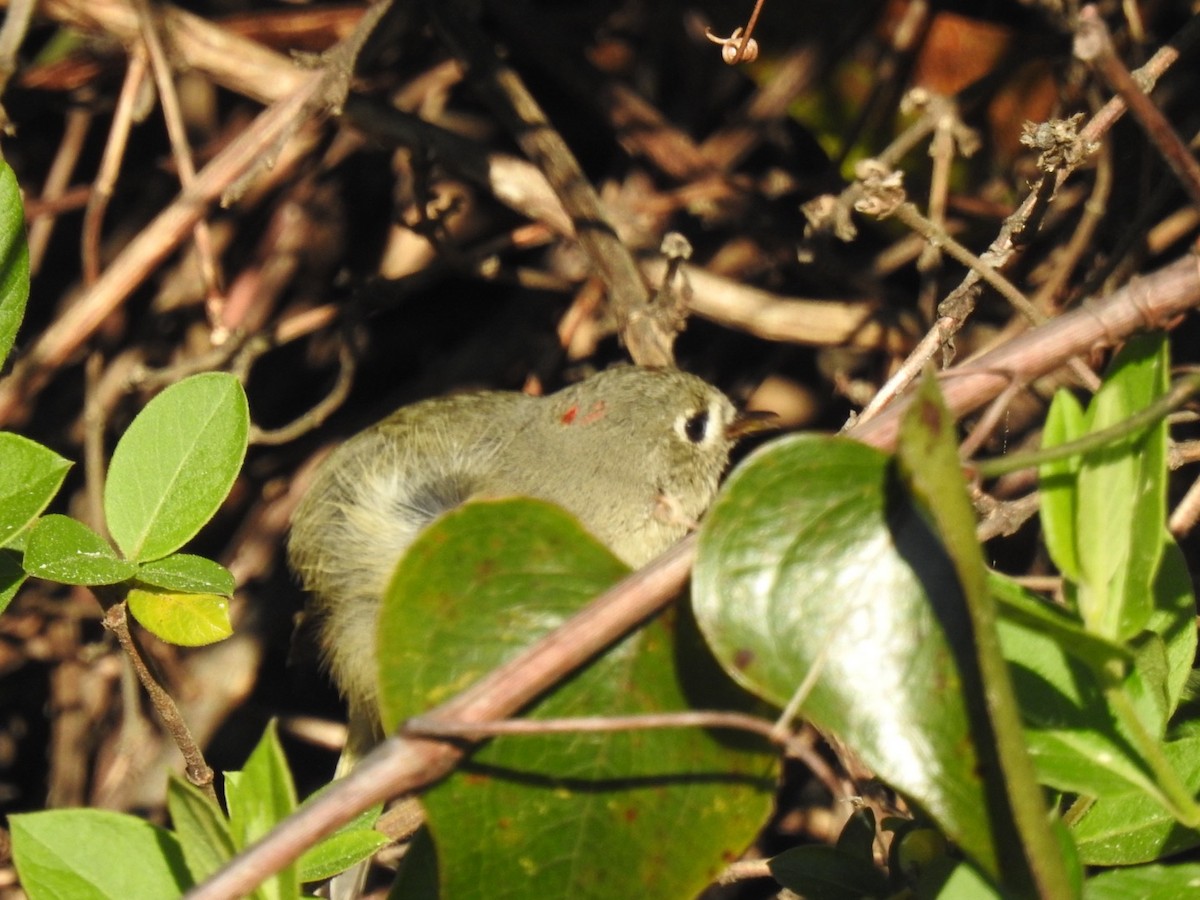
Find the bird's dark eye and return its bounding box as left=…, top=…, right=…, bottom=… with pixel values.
left=683, top=410, right=710, bottom=443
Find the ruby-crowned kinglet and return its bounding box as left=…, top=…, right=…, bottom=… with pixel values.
left=288, top=366, right=758, bottom=743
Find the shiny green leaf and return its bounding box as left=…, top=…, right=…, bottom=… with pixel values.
left=694, top=434, right=998, bottom=876
left=23, top=515, right=135, bottom=586
left=0, top=159, right=30, bottom=371
left=105, top=373, right=248, bottom=562
left=381, top=499, right=776, bottom=900
left=0, top=433, right=71, bottom=547
left=11, top=809, right=192, bottom=899
left=136, top=553, right=235, bottom=596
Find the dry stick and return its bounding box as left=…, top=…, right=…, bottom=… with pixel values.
left=26, top=107, right=91, bottom=273
left=423, top=0, right=671, bottom=367
left=0, top=0, right=35, bottom=122
left=891, top=201, right=1101, bottom=392
left=917, top=110, right=955, bottom=316
left=1169, top=471, right=1200, bottom=536
left=42, top=0, right=310, bottom=105
left=0, top=3, right=391, bottom=425
left=1030, top=138, right=1114, bottom=313
left=81, top=354, right=109, bottom=536
left=188, top=250, right=1200, bottom=900
left=405, top=710, right=784, bottom=745
left=102, top=602, right=218, bottom=802
left=851, top=252, right=1200, bottom=450
left=855, top=16, right=1200, bottom=426
left=247, top=339, right=356, bottom=446
left=82, top=46, right=148, bottom=286
left=132, top=0, right=225, bottom=322
left=1075, top=6, right=1200, bottom=213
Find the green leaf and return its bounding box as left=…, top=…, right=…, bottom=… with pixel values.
left=0, top=159, right=30, bottom=371
left=136, top=553, right=235, bottom=595
left=0, top=548, right=25, bottom=614
left=127, top=588, right=231, bottom=647
left=0, top=433, right=71, bottom=547
left=998, top=605, right=1172, bottom=804
left=694, top=434, right=999, bottom=876
left=23, top=515, right=136, bottom=586
left=836, top=807, right=878, bottom=861
left=1146, top=539, right=1197, bottom=719
left=225, top=721, right=298, bottom=900
left=767, top=845, right=889, bottom=899
left=166, top=775, right=236, bottom=884
left=10, top=808, right=192, bottom=899
left=1073, top=335, right=1169, bottom=639
left=296, top=802, right=385, bottom=882
left=991, top=572, right=1129, bottom=675
left=914, top=859, right=1003, bottom=900
left=104, top=372, right=248, bottom=562
left=297, top=828, right=388, bottom=884
left=1084, top=862, right=1200, bottom=898
left=381, top=499, right=777, bottom=900
left=1071, top=736, right=1200, bottom=865
left=896, top=376, right=1065, bottom=897
left=1038, top=389, right=1085, bottom=582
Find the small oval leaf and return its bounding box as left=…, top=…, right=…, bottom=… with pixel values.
left=126, top=588, right=232, bottom=647
left=0, top=159, right=30, bottom=371
left=104, top=373, right=249, bottom=562
left=0, top=433, right=72, bottom=547
left=24, top=515, right=136, bottom=586
left=136, top=553, right=235, bottom=595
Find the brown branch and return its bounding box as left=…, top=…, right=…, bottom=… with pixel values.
left=851, top=252, right=1200, bottom=449
left=1075, top=5, right=1200, bottom=213
left=0, top=3, right=391, bottom=425
left=132, top=0, right=225, bottom=319
left=82, top=46, right=148, bottom=286
left=103, top=602, right=217, bottom=803
left=423, top=0, right=673, bottom=367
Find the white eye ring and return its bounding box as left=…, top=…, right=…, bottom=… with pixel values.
left=681, top=410, right=710, bottom=443
left=676, top=400, right=724, bottom=446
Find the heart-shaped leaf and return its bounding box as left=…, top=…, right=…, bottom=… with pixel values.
left=380, top=499, right=777, bottom=900
left=694, top=434, right=999, bottom=876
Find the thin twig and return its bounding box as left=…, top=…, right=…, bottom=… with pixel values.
left=424, top=0, right=672, bottom=367
left=103, top=602, right=217, bottom=802
left=132, top=0, right=225, bottom=320
left=890, top=201, right=1101, bottom=392
left=851, top=252, right=1200, bottom=449
left=27, top=107, right=92, bottom=274
left=247, top=338, right=356, bottom=446
left=1075, top=6, right=1200, bottom=213
left=404, top=710, right=786, bottom=745
left=82, top=45, right=148, bottom=286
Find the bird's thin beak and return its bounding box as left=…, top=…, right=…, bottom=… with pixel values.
left=726, top=409, right=780, bottom=440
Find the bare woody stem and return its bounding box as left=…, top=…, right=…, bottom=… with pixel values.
left=422, top=0, right=676, bottom=368
left=102, top=600, right=217, bottom=803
